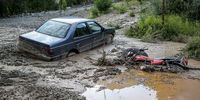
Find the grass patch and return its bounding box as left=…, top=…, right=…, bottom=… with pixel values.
left=125, top=15, right=200, bottom=43
left=107, top=22, right=121, bottom=29
left=127, top=0, right=138, bottom=6
left=129, top=11, right=135, bottom=17
left=112, top=4, right=128, bottom=14
left=185, top=37, right=200, bottom=59
left=89, top=8, right=99, bottom=18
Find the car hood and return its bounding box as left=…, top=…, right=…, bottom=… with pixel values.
left=20, top=31, right=63, bottom=45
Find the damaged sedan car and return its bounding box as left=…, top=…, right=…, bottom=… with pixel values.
left=17, top=17, right=115, bottom=60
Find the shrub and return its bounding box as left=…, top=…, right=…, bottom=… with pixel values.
left=0, top=0, right=59, bottom=17
left=112, top=4, right=128, bottom=14
left=107, top=22, right=121, bottom=29
left=125, top=15, right=200, bottom=42
left=127, top=0, right=138, bottom=6
left=151, top=0, right=200, bottom=21
left=0, top=0, right=94, bottom=17
left=94, top=0, right=112, bottom=13
left=129, top=11, right=135, bottom=17
left=59, top=0, right=67, bottom=10
left=137, top=0, right=143, bottom=4
left=90, top=8, right=99, bottom=18
left=185, top=37, right=200, bottom=59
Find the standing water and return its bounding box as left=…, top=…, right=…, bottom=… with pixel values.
left=82, top=70, right=200, bottom=100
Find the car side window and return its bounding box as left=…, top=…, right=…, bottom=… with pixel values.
left=74, top=23, right=90, bottom=38
left=87, top=22, right=102, bottom=33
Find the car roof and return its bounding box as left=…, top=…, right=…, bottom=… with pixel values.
left=51, top=17, right=93, bottom=24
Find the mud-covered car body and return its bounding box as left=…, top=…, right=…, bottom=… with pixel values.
left=17, top=17, right=115, bottom=60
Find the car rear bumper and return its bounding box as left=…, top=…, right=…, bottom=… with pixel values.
left=17, top=40, right=53, bottom=61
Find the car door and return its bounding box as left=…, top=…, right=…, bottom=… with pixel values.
left=86, top=21, right=104, bottom=48
left=73, top=22, right=93, bottom=52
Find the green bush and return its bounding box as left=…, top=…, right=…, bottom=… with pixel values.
left=127, top=0, right=138, bottom=6
left=125, top=15, right=200, bottom=42
left=112, top=4, right=128, bottom=14
left=185, top=37, right=200, bottom=59
left=129, top=11, right=135, bottom=17
left=0, top=0, right=94, bottom=17
left=107, top=22, right=120, bottom=29
left=94, top=0, right=112, bottom=13
left=59, top=0, right=67, bottom=10
left=151, top=0, right=200, bottom=21
left=0, top=0, right=59, bottom=17
left=90, top=8, right=99, bottom=18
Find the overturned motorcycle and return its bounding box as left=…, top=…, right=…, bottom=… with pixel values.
left=121, top=48, right=189, bottom=72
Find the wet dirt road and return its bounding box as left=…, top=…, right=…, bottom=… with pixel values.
left=0, top=2, right=200, bottom=100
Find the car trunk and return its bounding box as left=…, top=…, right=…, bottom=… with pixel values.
left=17, top=35, right=51, bottom=59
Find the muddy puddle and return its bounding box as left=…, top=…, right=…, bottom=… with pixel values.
left=82, top=70, right=200, bottom=100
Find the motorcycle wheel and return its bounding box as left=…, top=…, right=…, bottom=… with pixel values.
left=169, top=64, right=185, bottom=73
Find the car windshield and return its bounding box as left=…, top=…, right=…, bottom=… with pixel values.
left=36, top=20, right=70, bottom=38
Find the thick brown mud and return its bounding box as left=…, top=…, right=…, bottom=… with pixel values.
left=0, top=2, right=200, bottom=100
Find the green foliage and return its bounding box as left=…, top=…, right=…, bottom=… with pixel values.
left=66, top=0, right=93, bottom=6
left=94, top=0, right=112, bottom=13
left=90, top=8, right=99, bottom=18
left=125, top=15, right=200, bottom=42
left=129, top=11, right=135, bottom=17
left=112, top=4, right=128, bottom=14
left=107, top=22, right=121, bottom=29
left=127, top=0, right=138, bottom=6
left=0, top=0, right=59, bottom=17
left=140, top=8, right=146, bottom=13
left=124, top=0, right=131, bottom=4
left=0, top=0, right=94, bottom=17
left=114, top=0, right=123, bottom=1
left=185, top=37, right=200, bottom=59
left=137, top=0, right=143, bottom=4
left=151, top=0, right=200, bottom=21
left=59, top=0, right=67, bottom=10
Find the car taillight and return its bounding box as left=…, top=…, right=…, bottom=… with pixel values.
left=42, top=49, right=53, bottom=54
left=185, top=59, right=188, bottom=65
left=48, top=50, right=53, bottom=54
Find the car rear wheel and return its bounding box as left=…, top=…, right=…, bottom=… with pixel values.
left=67, top=52, right=76, bottom=57
left=66, top=49, right=79, bottom=57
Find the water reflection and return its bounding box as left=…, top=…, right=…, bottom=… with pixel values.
left=82, top=85, right=157, bottom=100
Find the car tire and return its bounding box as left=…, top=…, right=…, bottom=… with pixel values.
left=66, top=51, right=77, bottom=57
left=106, top=34, right=113, bottom=44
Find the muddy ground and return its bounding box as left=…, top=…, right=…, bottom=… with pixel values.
left=0, top=2, right=200, bottom=100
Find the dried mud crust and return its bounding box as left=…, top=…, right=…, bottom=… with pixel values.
left=0, top=85, right=85, bottom=100
left=0, top=69, right=86, bottom=100
left=0, top=69, right=40, bottom=86
left=83, top=68, right=122, bottom=83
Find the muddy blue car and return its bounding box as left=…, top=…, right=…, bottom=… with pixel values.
left=17, top=17, right=115, bottom=60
